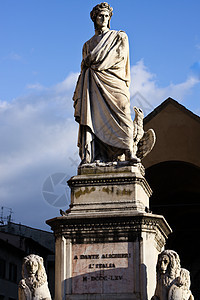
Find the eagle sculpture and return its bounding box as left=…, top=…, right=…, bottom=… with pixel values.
left=133, top=106, right=156, bottom=160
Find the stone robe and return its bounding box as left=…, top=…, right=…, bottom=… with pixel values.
left=73, top=30, right=133, bottom=162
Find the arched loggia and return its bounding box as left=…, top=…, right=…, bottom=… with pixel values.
left=146, top=160, right=200, bottom=298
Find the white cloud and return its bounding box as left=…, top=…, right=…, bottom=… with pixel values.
left=55, top=72, right=79, bottom=93
left=0, top=61, right=199, bottom=230
left=4, top=52, right=22, bottom=61
left=26, top=83, right=46, bottom=91
left=0, top=100, right=11, bottom=110
left=26, top=72, right=79, bottom=93
left=0, top=74, right=79, bottom=229
left=130, top=59, right=200, bottom=115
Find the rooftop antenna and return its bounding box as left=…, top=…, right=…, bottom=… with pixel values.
left=0, top=206, right=13, bottom=225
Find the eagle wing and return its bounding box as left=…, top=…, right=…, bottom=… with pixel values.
left=136, top=129, right=156, bottom=160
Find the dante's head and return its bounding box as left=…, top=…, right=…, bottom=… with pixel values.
left=90, top=2, right=113, bottom=30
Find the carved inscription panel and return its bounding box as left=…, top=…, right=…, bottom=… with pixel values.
left=72, top=242, right=134, bottom=294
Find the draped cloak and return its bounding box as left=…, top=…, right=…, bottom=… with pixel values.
left=73, top=30, right=133, bottom=161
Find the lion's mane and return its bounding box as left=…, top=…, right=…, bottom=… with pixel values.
left=22, top=254, right=47, bottom=288
left=157, top=250, right=181, bottom=281
left=19, top=254, right=51, bottom=300
left=152, top=250, right=181, bottom=300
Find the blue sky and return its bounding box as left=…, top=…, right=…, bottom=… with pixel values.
left=1, top=0, right=200, bottom=102
left=0, top=1, right=200, bottom=230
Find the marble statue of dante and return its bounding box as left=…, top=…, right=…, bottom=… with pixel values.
left=73, top=2, right=135, bottom=164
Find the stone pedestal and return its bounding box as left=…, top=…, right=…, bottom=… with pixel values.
left=47, top=163, right=171, bottom=300
left=69, top=164, right=150, bottom=216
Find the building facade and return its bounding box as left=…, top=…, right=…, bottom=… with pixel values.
left=143, top=98, right=200, bottom=298
left=0, top=222, right=55, bottom=300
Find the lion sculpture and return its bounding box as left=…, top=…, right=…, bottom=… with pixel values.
left=18, top=254, right=52, bottom=300
left=168, top=268, right=194, bottom=300
left=151, top=250, right=194, bottom=300
left=151, top=250, right=181, bottom=300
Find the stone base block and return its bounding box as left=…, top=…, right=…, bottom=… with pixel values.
left=68, top=164, right=152, bottom=215
left=47, top=163, right=172, bottom=300
left=47, top=212, right=171, bottom=300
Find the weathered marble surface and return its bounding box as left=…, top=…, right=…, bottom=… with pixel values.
left=73, top=2, right=156, bottom=165
left=66, top=163, right=151, bottom=216
left=168, top=268, right=194, bottom=300
left=47, top=210, right=172, bottom=300
left=73, top=2, right=137, bottom=164
left=47, top=3, right=172, bottom=299
left=72, top=242, right=134, bottom=295
left=151, top=250, right=194, bottom=300
left=133, top=107, right=156, bottom=160
left=18, top=254, right=51, bottom=300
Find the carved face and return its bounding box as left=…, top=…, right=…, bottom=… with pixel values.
left=158, top=254, right=170, bottom=274
left=95, top=9, right=110, bottom=30
left=26, top=259, right=39, bottom=276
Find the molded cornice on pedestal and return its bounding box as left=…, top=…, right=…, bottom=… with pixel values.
left=47, top=213, right=171, bottom=253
